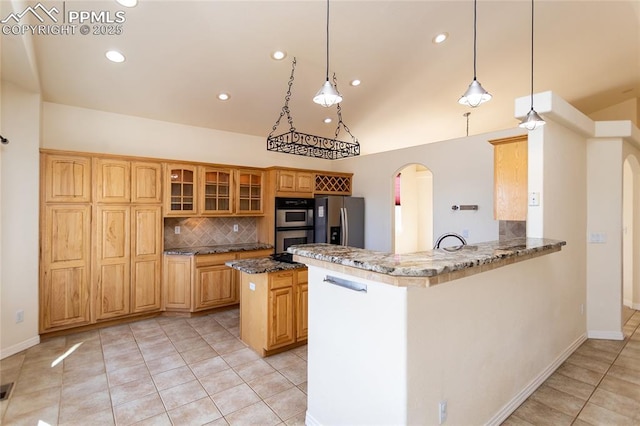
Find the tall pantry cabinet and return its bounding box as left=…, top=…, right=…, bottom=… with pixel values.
left=40, top=152, right=163, bottom=333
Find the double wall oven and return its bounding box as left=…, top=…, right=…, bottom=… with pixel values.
left=274, top=197, right=314, bottom=259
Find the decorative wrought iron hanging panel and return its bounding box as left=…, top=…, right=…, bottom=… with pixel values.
left=267, top=58, right=360, bottom=160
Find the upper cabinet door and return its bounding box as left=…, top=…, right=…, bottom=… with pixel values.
left=235, top=169, right=264, bottom=215
left=200, top=167, right=233, bottom=215
left=132, top=161, right=162, bottom=204
left=95, top=158, right=131, bottom=203
left=164, top=164, right=198, bottom=216
left=43, top=154, right=92, bottom=203
left=490, top=135, right=528, bottom=221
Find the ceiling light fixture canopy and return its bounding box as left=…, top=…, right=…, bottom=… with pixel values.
left=519, top=0, right=546, bottom=130
left=313, top=0, right=342, bottom=107
left=458, top=0, right=491, bottom=107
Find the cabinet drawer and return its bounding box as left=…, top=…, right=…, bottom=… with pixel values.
left=195, top=252, right=236, bottom=267
left=296, top=269, right=308, bottom=284
left=270, top=271, right=294, bottom=289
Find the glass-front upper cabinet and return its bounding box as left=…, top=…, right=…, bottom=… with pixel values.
left=235, top=169, right=264, bottom=215
left=200, top=167, right=233, bottom=215
left=164, top=164, right=197, bottom=216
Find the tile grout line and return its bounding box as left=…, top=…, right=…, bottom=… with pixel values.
left=568, top=312, right=640, bottom=425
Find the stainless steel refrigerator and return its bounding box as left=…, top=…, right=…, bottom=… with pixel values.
left=314, top=196, right=365, bottom=248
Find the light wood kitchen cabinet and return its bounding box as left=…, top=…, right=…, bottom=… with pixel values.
left=296, top=278, right=308, bottom=340
left=163, top=255, right=193, bottom=310
left=236, top=169, right=264, bottom=215
left=200, top=167, right=233, bottom=215
left=163, top=249, right=273, bottom=313
left=94, top=158, right=131, bottom=203
left=43, top=153, right=92, bottom=203
left=94, top=205, right=131, bottom=320
left=131, top=205, right=163, bottom=313
left=239, top=267, right=308, bottom=356
left=40, top=204, right=92, bottom=331
left=489, top=135, right=528, bottom=221
left=164, top=164, right=197, bottom=216
left=132, top=161, right=162, bottom=204
left=194, top=253, right=237, bottom=310
left=276, top=170, right=314, bottom=194
left=314, top=172, right=353, bottom=195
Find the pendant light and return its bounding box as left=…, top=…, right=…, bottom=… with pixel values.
left=519, top=0, right=546, bottom=130
left=458, top=0, right=491, bottom=107
left=313, top=0, right=343, bottom=107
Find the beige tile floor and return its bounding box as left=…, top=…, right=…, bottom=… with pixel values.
left=0, top=309, right=307, bottom=425
left=504, top=306, right=640, bottom=425
left=2, top=308, right=639, bottom=426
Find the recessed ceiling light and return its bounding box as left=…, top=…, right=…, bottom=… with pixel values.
left=350, top=79, right=361, bottom=87
left=323, top=117, right=332, bottom=124
left=271, top=51, right=287, bottom=60
left=116, top=0, right=137, bottom=7
left=433, top=32, right=449, bottom=44
left=105, top=50, right=125, bottom=63
left=217, top=93, right=230, bottom=101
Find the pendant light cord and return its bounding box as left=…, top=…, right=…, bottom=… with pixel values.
left=325, top=0, right=330, bottom=81
left=529, top=0, right=535, bottom=110
left=472, top=0, right=477, bottom=79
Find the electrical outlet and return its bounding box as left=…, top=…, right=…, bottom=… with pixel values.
left=233, top=224, right=239, bottom=232
left=528, top=192, right=540, bottom=206
left=174, top=226, right=181, bottom=234
left=439, top=400, right=447, bottom=424
left=581, top=303, right=585, bottom=315
left=16, top=310, right=24, bottom=323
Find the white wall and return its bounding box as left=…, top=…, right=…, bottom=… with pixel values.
left=334, top=128, right=524, bottom=252
left=1, top=81, right=41, bottom=358
left=42, top=102, right=333, bottom=170
left=589, top=98, right=639, bottom=127
left=623, top=159, right=634, bottom=307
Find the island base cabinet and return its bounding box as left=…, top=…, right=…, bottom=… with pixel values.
left=239, top=268, right=308, bottom=357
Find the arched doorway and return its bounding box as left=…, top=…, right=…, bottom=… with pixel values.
left=623, top=155, right=640, bottom=311
left=392, top=164, right=433, bottom=254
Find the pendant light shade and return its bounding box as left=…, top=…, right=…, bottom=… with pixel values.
left=519, top=0, right=545, bottom=129
left=459, top=0, right=491, bottom=107
left=314, top=80, right=343, bottom=107
left=313, top=0, right=342, bottom=107
left=459, top=79, right=491, bottom=107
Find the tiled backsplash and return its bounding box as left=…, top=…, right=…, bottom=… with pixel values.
left=499, top=220, right=527, bottom=240
left=164, top=217, right=258, bottom=249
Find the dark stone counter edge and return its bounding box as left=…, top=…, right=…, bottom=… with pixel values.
left=164, top=243, right=273, bottom=256
left=287, top=238, right=566, bottom=278
left=226, top=258, right=307, bottom=274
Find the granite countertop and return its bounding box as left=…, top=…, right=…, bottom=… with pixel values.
left=226, top=257, right=307, bottom=274
left=288, top=238, right=566, bottom=282
left=164, top=242, right=273, bottom=255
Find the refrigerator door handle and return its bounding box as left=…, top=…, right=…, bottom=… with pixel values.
left=343, top=207, right=349, bottom=246
left=339, top=207, right=346, bottom=246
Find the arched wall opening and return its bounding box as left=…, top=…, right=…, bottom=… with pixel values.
left=392, top=164, right=433, bottom=254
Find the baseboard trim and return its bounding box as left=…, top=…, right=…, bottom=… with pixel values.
left=0, top=335, right=40, bottom=360
left=305, top=411, right=321, bottom=426
left=486, top=333, right=587, bottom=426
left=587, top=330, right=625, bottom=340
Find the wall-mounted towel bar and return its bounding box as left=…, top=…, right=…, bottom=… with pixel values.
left=451, top=205, right=478, bottom=211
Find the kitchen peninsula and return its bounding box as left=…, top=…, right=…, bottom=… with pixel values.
left=289, top=238, right=568, bottom=425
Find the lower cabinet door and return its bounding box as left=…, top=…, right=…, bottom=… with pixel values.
left=268, top=286, right=295, bottom=348
left=94, top=205, right=131, bottom=320
left=296, top=283, right=308, bottom=340
left=41, top=204, right=92, bottom=331
left=195, top=265, right=236, bottom=310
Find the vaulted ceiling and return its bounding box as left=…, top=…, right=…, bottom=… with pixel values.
left=2, top=0, right=639, bottom=154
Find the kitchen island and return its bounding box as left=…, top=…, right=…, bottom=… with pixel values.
left=289, top=238, right=571, bottom=426
left=226, top=257, right=308, bottom=357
